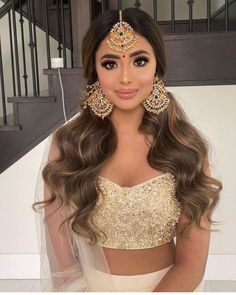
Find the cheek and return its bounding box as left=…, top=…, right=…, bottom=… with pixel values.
left=138, top=73, right=154, bottom=90
left=99, top=77, right=113, bottom=90
left=137, top=62, right=156, bottom=89
left=96, top=68, right=114, bottom=93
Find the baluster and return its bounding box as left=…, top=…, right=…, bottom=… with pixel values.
left=187, top=0, right=194, bottom=32
left=207, top=0, right=211, bottom=32
left=12, top=0, right=21, bottom=96
left=56, top=0, right=62, bottom=57
left=153, top=0, right=157, bottom=21
left=19, top=0, right=28, bottom=96
left=91, top=0, right=96, bottom=20
left=31, top=0, right=40, bottom=94
left=171, top=0, right=175, bottom=33
left=68, top=0, right=73, bottom=67
left=118, top=0, right=122, bottom=10
left=0, top=38, right=7, bottom=126
left=8, top=11, right=16, bottom=96
left=225, top=0, right=228, bottom=32
left=44, top=0, right=51, bottom=68
left=27, top=0, right=37, bottom=96
left=134, top=0, right=141, bottom=9
left=101, top=0, right=108, bottom=11
left=60, top=0, right=67, bottom=68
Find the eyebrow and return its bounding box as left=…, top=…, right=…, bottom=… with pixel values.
left=100, top=50, right=150, bottom=60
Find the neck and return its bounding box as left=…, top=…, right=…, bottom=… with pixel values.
left=110, top=106, right=145, bottom=136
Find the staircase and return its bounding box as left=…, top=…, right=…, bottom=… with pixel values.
left=0, top=0, right=87, bottom=173
left=0, top=0, right=235, bottom=173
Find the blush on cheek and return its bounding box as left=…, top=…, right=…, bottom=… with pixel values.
left=99, top=77, right=115, bottom=95
left=99, top=80, right=109, bottom=89
left=98, top=73, right=112, bottom=87
left=140, top=78, right=153, bottom=90
left=139, top=72, right=155, bottom=83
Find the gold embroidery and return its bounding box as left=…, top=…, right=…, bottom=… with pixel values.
left=91, top=173, right=182, bottom=249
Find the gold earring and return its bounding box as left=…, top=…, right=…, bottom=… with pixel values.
left=83, top=80, right=114, bottom=119
left=142, top=74, right=170, bottom=115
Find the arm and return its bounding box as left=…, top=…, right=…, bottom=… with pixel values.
left=40, top=137, right=87, bottom=291
left=152, top=212, right=210, bottom=291
left=153, top=164, right=212, bottom=292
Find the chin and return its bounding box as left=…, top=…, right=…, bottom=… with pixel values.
left=113, top=102, right=144, bottom=112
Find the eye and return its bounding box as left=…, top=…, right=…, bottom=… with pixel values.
left=101, top=60, right=117, bottom=70
left=134, top=56, right=149, bottom=67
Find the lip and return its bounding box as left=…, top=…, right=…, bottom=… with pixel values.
left=115, top=89, right=138, bottom=99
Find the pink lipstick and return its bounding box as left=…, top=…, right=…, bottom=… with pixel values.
left=115, top=89, right=138, bottom=99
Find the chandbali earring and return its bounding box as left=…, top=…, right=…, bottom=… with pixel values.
left=83, top=80, right=114, bottom=119
left=142, top=74, right=170, bottom=115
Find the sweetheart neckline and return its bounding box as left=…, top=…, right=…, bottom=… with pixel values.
left=98, top=172, right=171, bottom=189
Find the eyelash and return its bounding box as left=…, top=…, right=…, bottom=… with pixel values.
left=101, top=56, right=149, bottom=70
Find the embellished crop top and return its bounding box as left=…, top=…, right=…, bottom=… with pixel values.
left=91, top=172, right=182, bottom=250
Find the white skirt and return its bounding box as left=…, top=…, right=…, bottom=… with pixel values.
left=85, top=265, right=204, bottom=292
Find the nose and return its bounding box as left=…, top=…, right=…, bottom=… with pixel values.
left=120, top=66, right=132, bottom=85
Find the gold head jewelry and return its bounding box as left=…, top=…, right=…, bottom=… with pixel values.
left=83, top=80, right=113, bottom=119
left=106, top=10, right=138, bottom=54
left=142, top=75, right=170, bottom=115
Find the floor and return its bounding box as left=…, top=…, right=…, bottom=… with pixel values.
left=0, top=280, right=235, bottom=291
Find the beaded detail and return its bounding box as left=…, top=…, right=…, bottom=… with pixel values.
left=142, top=75, right=170, bottom=115
left=91, top=172, right=182, bottom=249
left=106, top=10, right=138, bottom=54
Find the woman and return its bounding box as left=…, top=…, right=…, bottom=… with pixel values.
left=33, top=8, right=222, bottom=292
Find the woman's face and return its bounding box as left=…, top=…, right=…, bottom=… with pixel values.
left=95, top=33, right=157, bottom=113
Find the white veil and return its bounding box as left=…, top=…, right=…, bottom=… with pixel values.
left=34, top=118, right=116, bottom=292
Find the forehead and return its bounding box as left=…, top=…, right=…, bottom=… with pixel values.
left=96, top=33, right=155, bottom=57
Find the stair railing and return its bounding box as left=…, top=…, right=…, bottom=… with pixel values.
left=0, top=0, right=21, bottom=127
left=0, top=0, right=73, bottom=128
left=93, top=0, right=236, bottom=33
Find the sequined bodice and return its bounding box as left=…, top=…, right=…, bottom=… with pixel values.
left=91, top=172, right=182, bottom=249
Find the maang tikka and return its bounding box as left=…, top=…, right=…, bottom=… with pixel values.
left=106, top=10, right=138, bottom=56
left=83, top=10, right=170, bottom=118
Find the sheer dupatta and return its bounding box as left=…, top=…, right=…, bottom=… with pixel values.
left=34, top=132, right=115, bottom=292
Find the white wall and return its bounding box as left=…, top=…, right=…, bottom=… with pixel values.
left=169, top=85, right=236, bottom=256
left=211, top=0, right=226, bottom=14
left=0, top=84, right=235, bottom=280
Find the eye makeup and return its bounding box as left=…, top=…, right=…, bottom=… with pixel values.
left=101, top=60, right=117, bottom=69
left=134, top=55, right=149, bottom=66
left=101, top=55, right=150, bottom=70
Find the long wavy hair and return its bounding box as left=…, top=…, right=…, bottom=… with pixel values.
left=33, top=8, right=222, bottom=244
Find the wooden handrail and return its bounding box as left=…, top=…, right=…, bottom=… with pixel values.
left=0, top=0, right=21, bottom=19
